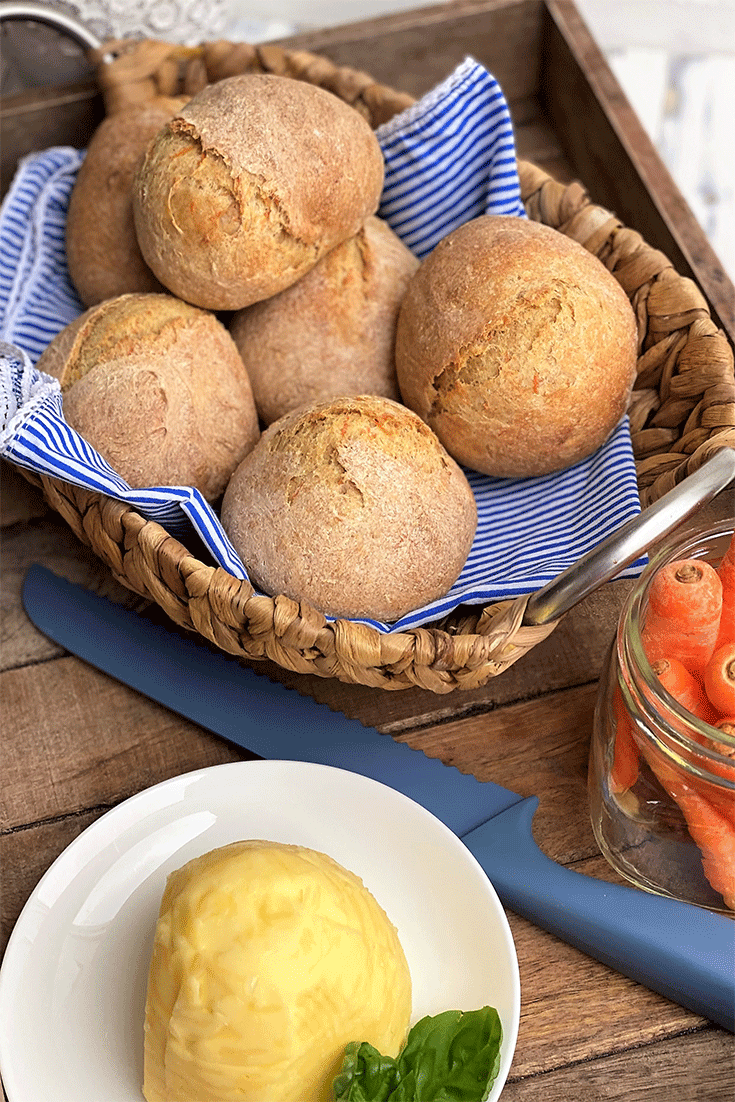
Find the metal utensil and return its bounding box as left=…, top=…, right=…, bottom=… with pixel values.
left=0, top=1, right=103, bottom=50
left=524, top=447, right=735, bottom=625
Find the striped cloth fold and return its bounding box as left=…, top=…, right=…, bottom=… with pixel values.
left=378, top=57, right=526, bottom=255
left=0, top=58, right=645, bottom=634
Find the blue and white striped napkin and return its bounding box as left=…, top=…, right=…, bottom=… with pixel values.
left=0, top=58, right=644, bottom=633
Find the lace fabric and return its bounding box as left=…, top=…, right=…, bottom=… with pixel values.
left=56, top=0, right=230, bottom=44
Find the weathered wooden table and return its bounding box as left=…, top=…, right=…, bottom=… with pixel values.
left=2, top=2, right=734, bottom=1099
left=3, top=465, right=734, bottom=1100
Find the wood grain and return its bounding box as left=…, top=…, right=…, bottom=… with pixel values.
left=0, top=80, right=103, bottom=196
left=503, top=1027, right=733, bottom=1099
left=1, top=660, right=722, bottom=1090
left=277, top=0, right=547, bottom=104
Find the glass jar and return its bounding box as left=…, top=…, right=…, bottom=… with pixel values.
left=589, top=518, right=735, bottom=913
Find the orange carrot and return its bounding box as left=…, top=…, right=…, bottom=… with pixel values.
left=649, top=657, right=735, bottom=826
left=650, top=656, right=719, bottom=726
left=686, top=741, right=735, bottom=830
left=670, top=784, right=735, bottom=910
left=704, top=642, right=735, bottom=716
left=716, top=531, right=735, bottom=647
left=710, top=717, right=735, bottom=767
left=609, top=685, right=639, bottom=794
left=643, top=558, right=722, bottom=675
left=709, top=722, right=735, bottom=824
left=639, top=739, right=735, bottom=910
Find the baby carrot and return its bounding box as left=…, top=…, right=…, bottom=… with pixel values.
left=649, top=657, right=734, bottom=824
left=639, top=739, right=735, bottom=910
left=716, top=531, right=735, bottom=647
left=686, top=744, right=735, bottom=830
left=609, top=685, right=639, bottom=794
left=642, top=558, right=722, bottom=675
left=704, top=642, right=735, bottom=716
left=672, top=785, right=735, bottom=911
left=650, top=656, right=718, bottom=726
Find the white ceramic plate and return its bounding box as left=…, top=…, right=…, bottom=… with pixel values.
left=0, top=760, right=520, bottom=1101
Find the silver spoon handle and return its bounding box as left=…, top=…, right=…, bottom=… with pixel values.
left=523, top=447, right=735, bottom=627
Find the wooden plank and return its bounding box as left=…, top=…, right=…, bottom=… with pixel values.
left=541, top=0, right=735, bottom=342
left=0, top=81, right=103, bottom=196
left=0, top=660, right=626, bottom=908
left=278, top=0, right=546, bottom=103
left=0, top=655, right=248, bottom=831
left=396, top=682, right=602, bottom=863
left=1, top=809, right=102, bottom=958
left=503, top=1027, right=733, bottom=1099
left=514, top=116, right=569, bottom=170
left=0, top=513, right=145, bottom=670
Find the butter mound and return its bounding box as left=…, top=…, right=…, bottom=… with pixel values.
left=142, top=840, right=412, bottom=1102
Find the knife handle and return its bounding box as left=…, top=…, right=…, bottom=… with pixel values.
left=463, top=797, right=735, bottom=1032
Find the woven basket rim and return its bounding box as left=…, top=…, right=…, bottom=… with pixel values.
left=12, top=37, right=735, bottom=692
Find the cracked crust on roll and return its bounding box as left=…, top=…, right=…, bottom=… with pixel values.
left=133, top=74, right=385, bottom=311
left=229, top=216, right=420, bottom=425
left=395, top=215, right=639, bottom=478
left=220, top=394, right=477, bottom=622
left=37, top=292, right=260, bottom=501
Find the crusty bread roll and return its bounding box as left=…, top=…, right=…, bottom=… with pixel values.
left=66, top=98, right=187, bottom=307
left=133, top=74, right=385, bottom=311
left=229, top=216, right=419, bottom=425
left=37, top=292, right=260, bottom=501
left=220, top=394, right=477, bottom=621
left=395, top=215, right=639, bottom=477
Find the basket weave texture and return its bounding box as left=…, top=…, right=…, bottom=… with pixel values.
left=21, top=37, right=735, bottom=693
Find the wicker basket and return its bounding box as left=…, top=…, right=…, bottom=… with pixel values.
left=17, top=37, right=735, bottom=693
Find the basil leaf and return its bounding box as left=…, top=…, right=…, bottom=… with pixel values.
left=333, top=1007, right=502, bottom=1102
left=332, top=1041, right=400, bottom=1101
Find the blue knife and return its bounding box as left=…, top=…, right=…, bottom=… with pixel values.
left=22, top=564, right=735, bottom=1031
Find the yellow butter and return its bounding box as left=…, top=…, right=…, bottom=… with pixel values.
left=142, top=840, right=412, bottom=1102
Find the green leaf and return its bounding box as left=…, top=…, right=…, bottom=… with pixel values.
left=333, top=1007, right=502, bottom=1102
left=332, top=1041, right=400, bottom=1101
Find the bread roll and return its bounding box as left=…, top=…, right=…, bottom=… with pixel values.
left=395, top=215, right=639, bottom=477
left=220, top=394, right=477, bottom=622
left=143, top=840, right=411, bottom=1102
left=229, top=216, right=419, bottom=424
left=66, top=98, right=187, bottom=307
left=133, top=74, right=385, bottom=311
left=37, top=292, right=259, bottom=501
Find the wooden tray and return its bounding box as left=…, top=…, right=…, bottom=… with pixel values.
left=2, top=0, right=733, bottom=342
